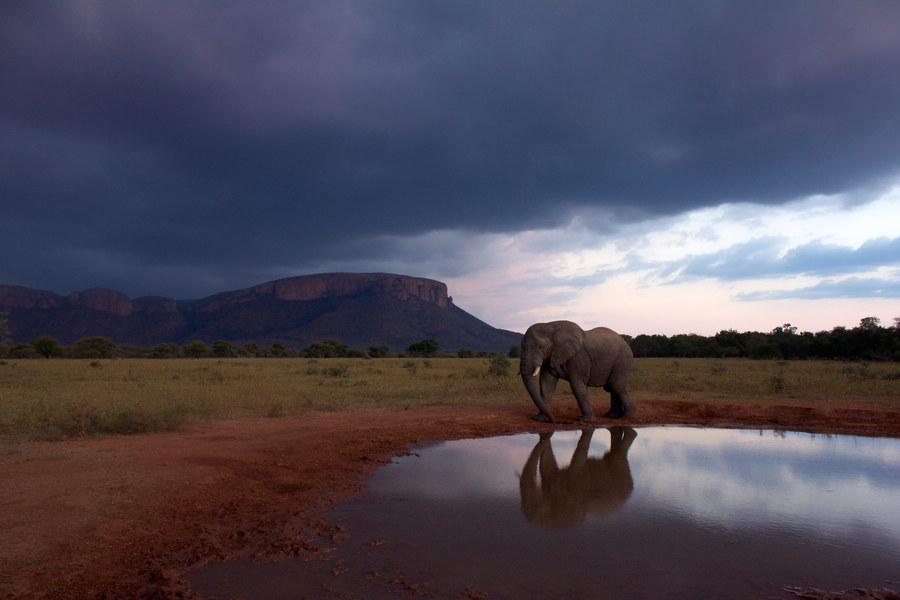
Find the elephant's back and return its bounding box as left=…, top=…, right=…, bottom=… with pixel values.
left=584, top=327, right=633, bottom=385
left=585, top=327, right=630, bottom=356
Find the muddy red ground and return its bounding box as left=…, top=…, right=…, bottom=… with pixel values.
left=3, top=401, right=900, bottom=600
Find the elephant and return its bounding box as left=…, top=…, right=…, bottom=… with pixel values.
left=519, top=320, right=635, bottom=422
left=519, top=427, right=637, bottom=528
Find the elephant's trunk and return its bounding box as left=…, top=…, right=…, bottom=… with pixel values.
left=522, top=369, right=555, bottom=423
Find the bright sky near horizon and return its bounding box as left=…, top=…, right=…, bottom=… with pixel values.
left=2, top=2, right=899, bottom=336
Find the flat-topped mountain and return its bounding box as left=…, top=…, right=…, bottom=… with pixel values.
left=0, top=273, right=522, bottom=352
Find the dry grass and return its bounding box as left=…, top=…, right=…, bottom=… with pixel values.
left=1, top=357, right=898, bottom=440
left=630, top=358, right=900, bottom=410
left=0, top=358, right=520, bottom=439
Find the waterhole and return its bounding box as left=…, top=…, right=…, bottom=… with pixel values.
left=187, top=427, right=900, bottom=599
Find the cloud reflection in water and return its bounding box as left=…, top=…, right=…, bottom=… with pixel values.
left=372, top=426, right=900, bottom=543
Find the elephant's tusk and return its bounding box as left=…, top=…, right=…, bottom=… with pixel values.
left=532, top=366, right=541, bottom=377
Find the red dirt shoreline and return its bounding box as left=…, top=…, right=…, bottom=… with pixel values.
left=3, top=401, right=900, bottom=599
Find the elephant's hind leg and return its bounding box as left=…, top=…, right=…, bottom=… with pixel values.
left=604, top=387, right=636, bottom=418
left=569, top=380, right=596, bottom=422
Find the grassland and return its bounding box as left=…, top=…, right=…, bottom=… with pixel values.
left=1, top=357, right=898, bottom=440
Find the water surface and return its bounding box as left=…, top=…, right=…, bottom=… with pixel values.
left=188, top=426, right=900, bottom=599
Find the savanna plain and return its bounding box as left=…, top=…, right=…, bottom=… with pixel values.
left=2, top=357, right=900, bottom=599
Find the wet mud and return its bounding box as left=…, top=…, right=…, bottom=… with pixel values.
left=3, top=400, right=900, bottom=599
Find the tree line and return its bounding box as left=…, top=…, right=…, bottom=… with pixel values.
left=624, top=317, right=900, bottom=361
left=1, top=311, right=898, bottom=361
left=0, top=330, right=476, bottom=360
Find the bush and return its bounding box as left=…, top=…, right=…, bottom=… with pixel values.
left=769, top=371, right=786, bottom=393
left=321, top=363, right=350, bottom=378
left=487, top=354, right=512, bottom=377
left=118, top=344, right=151, bottom=358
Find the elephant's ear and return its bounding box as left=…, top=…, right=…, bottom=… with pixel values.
left=550, top=324, right=584, bottom=370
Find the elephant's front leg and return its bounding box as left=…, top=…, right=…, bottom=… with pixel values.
left=569, top=379, right=595, bottom=422
left=532, top=370, right=559, bottom=422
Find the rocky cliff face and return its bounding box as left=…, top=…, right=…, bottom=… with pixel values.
left=196, top=274, right=452, bottom=312
left=0, top=273, right=518, bottom=351
left=0, top=286, right=135, bottom=316
left=66, top=288, right=134, bottom=316
left=259, top=273, right=451, bottom=307
left=0, top=285, right=65, bottom=309
left=1, top=275, right=449, bottom=316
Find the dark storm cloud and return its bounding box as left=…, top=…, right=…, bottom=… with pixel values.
left=3, top=1, right=900, bottom=296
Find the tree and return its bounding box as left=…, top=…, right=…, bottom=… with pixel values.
left=850, top=317, right=893, bottom=360
left=240, top=343, right=260, bottom=357
left=629, top=334, right=671, bottom=358
left=407, top=339, right=438, bottom=357
left=824, top=326, right=851, bottom=360
left=211, top=340, right=236, bottom=357
left=770, top=323, right=805, bottom=359
left=264, top=343, right=296, bottom=357
left=669, top=334, right=716, bottom=358
left=457, top=348, right=475, bottom=358
left=743, top=332, right=779, bottom=359
left=892, top=317, right=900, bottom=361
left=8, top=343, right=37, bottom=358
left=151, top=343, right=181, bottom=358
left=183, top=341, right=210, bottom=358
left=31, top=336, right=62, bottom=358
left=70, top=337, right=116, bottom=359
left=859, top=316, right=881, bottom=331
left=714, top=329, right=744, bottom=357
left=300, top=339, right=347, bottom=358
left=0, top=310, right=10, bottom=341
left=368, top=345, right=390, bottom=358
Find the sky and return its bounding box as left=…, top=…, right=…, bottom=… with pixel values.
left=2, top=1, right=899, bottom=336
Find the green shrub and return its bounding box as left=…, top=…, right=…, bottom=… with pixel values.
left=488, top=354, right=512, bottom=377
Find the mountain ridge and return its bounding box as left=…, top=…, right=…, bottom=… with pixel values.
left=0, top=273, right=522, bottom=352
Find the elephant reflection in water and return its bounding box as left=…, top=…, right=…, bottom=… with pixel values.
left=519, top=427, right=636, bottom=528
